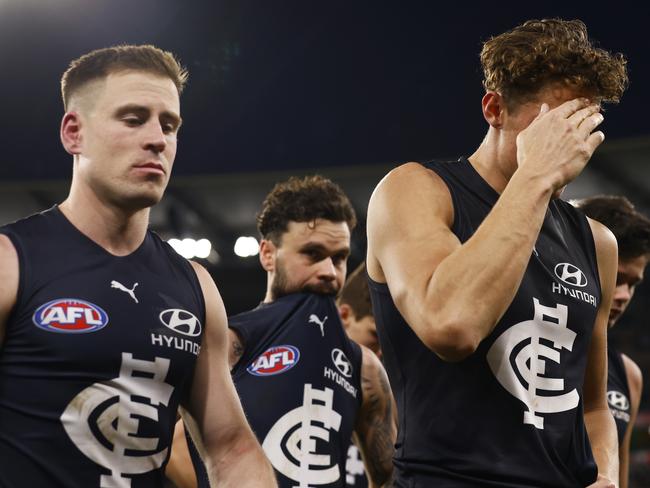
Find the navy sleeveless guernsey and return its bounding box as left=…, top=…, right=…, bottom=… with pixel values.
left=368, top=159, right=601, bottom=487
left=0, top=206, right=205, bottom=487
left=607, top=346, right=631, bottom=443
left=345, top=441, right=369, bottom=488
left=189, top=292, right=363, bottom=488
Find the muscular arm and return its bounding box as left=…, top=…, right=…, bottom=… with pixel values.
left=0, top=235, right=19, bottom=347
left=584, top=220, right=619, bottom=488
left=354, top=346, right=396, bottom=488
left=367, top=99, right=604, bottom=361
left=619, top=355, right=642, bottom=488
left=182, top=262, right=276, bottom=487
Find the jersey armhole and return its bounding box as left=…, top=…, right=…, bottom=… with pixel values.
left=0, top=230, right=26, bottom=326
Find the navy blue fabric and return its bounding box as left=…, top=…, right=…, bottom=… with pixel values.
left=368, top=158, right=601, bottom=487
left=190, top=292, right=363, bottom=488
left=345, top=441, right=369, bottom=488
left=0, top=206, right=205, bottom=487
left=607, top=346, right=631, bottom=444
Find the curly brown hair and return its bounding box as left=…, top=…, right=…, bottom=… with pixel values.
left=481, top=19, right=628, bottom=108
left=257, top=175, right=357, bottom=245
left=61, top=45, right=188, bottom=110
left=575, top=195, right=650, bottom=260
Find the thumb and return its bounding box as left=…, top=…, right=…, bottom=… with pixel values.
left=538, top=103, right=550, bottom=115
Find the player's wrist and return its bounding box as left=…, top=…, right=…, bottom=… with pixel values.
left=509, top=166, right=556, bottom=201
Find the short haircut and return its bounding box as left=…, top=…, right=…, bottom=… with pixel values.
left=257, top=175, right=357, bottom=245
left=481, top=18, right=628, bottom=108
left=338, top=262, right=373, bottom=320
left=575, top=195, right=650, bottom=260
left=61, top=44, right=188, bottom=110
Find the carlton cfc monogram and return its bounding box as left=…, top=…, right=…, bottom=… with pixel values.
left=487, top=298, right=579, bottom=430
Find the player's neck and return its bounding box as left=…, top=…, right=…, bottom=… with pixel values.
left=60, top=186, right=150, bottom=257
left=468, top=130, right=517, bottom=194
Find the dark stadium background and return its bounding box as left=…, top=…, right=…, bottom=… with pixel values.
left=1, top=2, right=649, bottom=484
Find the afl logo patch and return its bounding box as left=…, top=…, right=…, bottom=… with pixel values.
left=554, top=263, right=588, bottom=288
left=33, top=299, right=109, bottom=334
left=248, top=345, right=300, bottom=376
left=159, top=309, right=202, bottom=337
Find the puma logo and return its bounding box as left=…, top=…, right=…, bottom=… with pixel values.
left=111, top=280, right=139, bottom=304
left=308, top=314, right=328, bottom=337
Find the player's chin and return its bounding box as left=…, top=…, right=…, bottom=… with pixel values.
left=119, top=187, right=165, bottom=210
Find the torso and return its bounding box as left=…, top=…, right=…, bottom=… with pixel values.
left=368, top=159, right=601, bottom=487
left=193, top=293, right=363, bottom=488
left=0, top=206, right=205, bottom=488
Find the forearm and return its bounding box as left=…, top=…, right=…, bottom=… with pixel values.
left=416, top=170, right=552, bottom=352
left=585, top=407, right=619, bottom=485
left=205, top=429, right=277, bottom=488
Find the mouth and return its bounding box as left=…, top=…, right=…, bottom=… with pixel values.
left=133, top=162, right=165, bottom=175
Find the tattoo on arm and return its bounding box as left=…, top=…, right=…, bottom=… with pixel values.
left=229, top=331, right=245, bottom=370
left=233, top=338, right=244, bottom=359
left=356, top=352, right=395, bottom=487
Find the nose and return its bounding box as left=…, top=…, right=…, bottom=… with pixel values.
left=316, top=257, right=337, bottom=281
left=142, top=121, right=167, bottom=154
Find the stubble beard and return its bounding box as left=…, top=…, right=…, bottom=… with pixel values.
left=270, top=260, right=339, bottom=301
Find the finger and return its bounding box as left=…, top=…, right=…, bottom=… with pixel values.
left=578, top=112, right=605, bottom=139
left=568, top=104, right=601, bottom=125
left=530, top=103, right=550, bottom=122
left=552, top=97, right=591, bottom=119
left=585, top=130, right=605, bottom=155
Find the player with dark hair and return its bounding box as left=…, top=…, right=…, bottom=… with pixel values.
left=0, top=45, right=275, bottom=487
left=168, top=175, right=395, bottom=488
left=367, top=19, right=628, bottom=487
left=338, top=262, right=380, bottom=360
left=576, top=195, right=650, bottom=488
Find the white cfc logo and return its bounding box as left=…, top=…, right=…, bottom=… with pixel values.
left=60, top=353, right=173, bottom=487
left=487, top=298, right=579, bottom=430
left=346, top=444, right=365, bottom=485
left=263, top=384, right=342, bottom=487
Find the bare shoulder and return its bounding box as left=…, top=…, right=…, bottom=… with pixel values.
left=367, top=162, right=455, bottom=281
left=621, top=353, right=643, bottom=393
left=189, top=260, right=213, bottom=288
left=586, top=217, right=617, bottom=257
left=188, top=260, right=227, bottom=338
left=359, top=344, right=390, bottom=400
left=369, top=162, right=453, bottom=217
left=0, top=234, right=19, bottom=345
left=585, top=217, right=618, bottom=286
left=189, top=261, right=239, bottom=368
left=360, top=344, right=383, bottom=377
left=0, top=234, right=18, bottom=276
left=189, top=260, right=226, bottom=310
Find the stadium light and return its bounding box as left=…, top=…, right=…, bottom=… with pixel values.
left=234, top=236, right=259, bottom=257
